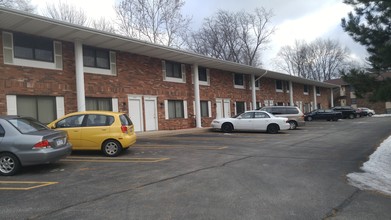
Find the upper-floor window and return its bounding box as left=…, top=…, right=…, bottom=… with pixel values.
left=13, top=33, right=54, bottom=62
left=2, top=32, right=63, bottom=70
left=234, top=73, right=245, bottom=89
left=285, top=81, right=290, bottom=93
left=199, top=67, right=207, bottom=82
left=276, top=80, right=283, bottom=92
left=316, top=86, right=321, bottom=96
left=83, top=46, right=110, bottom=69
left=166, top=61, right=182, bottom=78
left=304, top=85, right=309, bottom=94
left=163, top=60, right=186, bottom=83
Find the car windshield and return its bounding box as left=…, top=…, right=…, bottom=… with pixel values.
left=8, top=117, right=48, bottom=134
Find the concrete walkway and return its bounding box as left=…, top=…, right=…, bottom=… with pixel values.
left=135, top=127, right=211, bottom=138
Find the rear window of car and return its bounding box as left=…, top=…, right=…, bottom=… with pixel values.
left=8, top=117, right=48, bottom=133
left=86, top=114, right=114, bottom=126
left=285, top=108, right=299, bottom=114
left=263, top=107, right=298, bottom=115
left=120, top=114, right=133, bottom=126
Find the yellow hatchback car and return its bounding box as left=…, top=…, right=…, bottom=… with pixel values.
left=47, top=111, right=136, bottom=157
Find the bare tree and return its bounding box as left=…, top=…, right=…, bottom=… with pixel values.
left=42, top=1, right=88, bottom=26
left=274, top=38, right=350, bottom=81
left=0, top=0, right=35, bottom=12
left=90, top=17, right=116, bottom=33
left=115, top=0, right=191, bottom=47
left=187, top=8, right=275, bottom=67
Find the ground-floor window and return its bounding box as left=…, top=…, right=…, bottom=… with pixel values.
left=17, top=96, right=56, bottom=124
left=235, top=101, right=246, bottom=115
left=86, top=98, right=112, bottom=111
left=200, top=101, right=209, bottom=117
left=168, top=100, right=184, bottom=118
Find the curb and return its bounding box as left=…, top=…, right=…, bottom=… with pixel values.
left=136, top=127, right=211, bottom=138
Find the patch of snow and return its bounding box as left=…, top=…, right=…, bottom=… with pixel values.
left=373, top=114, right=391, bottom=118
left=347, top=135, right=391, bottom=196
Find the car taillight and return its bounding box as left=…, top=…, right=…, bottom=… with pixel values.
left=33, top=140, right=51, bottom=149
left=121, top=125, right=128, bottom=133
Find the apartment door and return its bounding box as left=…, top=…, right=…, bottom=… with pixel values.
left=223, top=99, right=231, bottom=117
left=216, top=99, right=223, bottom=119
left=128, top=96, right=143, bottom=132
left=216, top=98, right=231, bottom=119
left=144, top=96, right=158, bottom=131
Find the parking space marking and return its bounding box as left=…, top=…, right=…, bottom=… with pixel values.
left=62, top=156, right=169, bottom=163
left=134, top=145, right=228, bottom=150
left=0, top=181, right=58, bottom=191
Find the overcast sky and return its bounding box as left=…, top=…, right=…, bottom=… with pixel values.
left=31, top=0, right=368, bottom=70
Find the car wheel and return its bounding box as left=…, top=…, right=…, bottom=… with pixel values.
left=0, top=153, right=21, bottom=176
left=307, top=116, right=313, bottom=121
left=267, top=124, right=279, bottom=134
left=102, top=140, right=123, bottom=157
left=221, top=123, right=233, bottom=133
left=288, top=121, right=297, bottom=130
left=368, top=113, right=373, bottom=117
left=332, top=117, right=338, bottom=121
left=348, top=114, right=355, bottom=119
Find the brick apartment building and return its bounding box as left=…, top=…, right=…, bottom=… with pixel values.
left=326, top=76, right=391, bottom=114
left=0, top=8, right=338, bottom=132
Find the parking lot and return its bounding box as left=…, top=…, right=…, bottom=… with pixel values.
left=1, top=117, right=391, bottom=219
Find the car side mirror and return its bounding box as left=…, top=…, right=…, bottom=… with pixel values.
left=237, top=116, right=242, bottom=119
left=50, top=125, right=56, bottom=129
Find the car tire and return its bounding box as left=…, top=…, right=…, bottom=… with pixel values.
left=332, top=117, right=338, bottom=121
left=368, top=113, right=373, bottom=117
left=267, top=124, right=279, bottom=134
left=221, top=123, right=233, bottom=133
left=288, top=121, right=297, bottom=130
left=0, top=153, right=21, bottom=176
left=307, top=116, right=313, bottom=121
left=348, top=114, right=355, bottom=119
left=102, top=140, right=123, bottom=157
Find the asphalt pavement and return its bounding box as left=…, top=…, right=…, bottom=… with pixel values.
left=1, top=117, right=391, bottom=219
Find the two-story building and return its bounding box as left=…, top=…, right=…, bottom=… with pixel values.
left=0, top=7, right=338, bottom=132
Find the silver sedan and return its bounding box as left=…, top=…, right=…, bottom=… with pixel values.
left=0, top=116, right=72, bottom=176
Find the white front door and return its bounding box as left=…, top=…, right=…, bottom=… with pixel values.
left=223, top=99, right=231, bottom=117
left=128, top=96, right=143, bottom=132
left=216, top=99, right=223, bottom=119
left=144, top=97, right=158, bottom=131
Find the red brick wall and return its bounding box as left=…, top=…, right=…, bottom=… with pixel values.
left=0, top=32, right=333, bottom=130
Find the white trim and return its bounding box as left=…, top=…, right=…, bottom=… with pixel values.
left=164, top=100, right=169, bottom=119
left=183, top=100, right=188, bottom=119
left=2, top=32, right=14, bottom=64
left=56, top=96, right=65, bottom=118
left=6, top=95, right=17, bottom=115
left=208, top=101, right=212, bottom=117
left=112, top=98, right=119, bottom=112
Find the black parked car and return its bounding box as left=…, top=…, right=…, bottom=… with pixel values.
left=331, top=106, right=357, bottom=119
left=304, top=109, right=343, bottom=121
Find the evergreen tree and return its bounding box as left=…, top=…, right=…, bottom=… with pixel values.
left=341, top=0, right=391, bottom=102
left=342, top=0, right=391, bottom=71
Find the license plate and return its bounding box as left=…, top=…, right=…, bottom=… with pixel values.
left=56, top=138, right=64, bottom=146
